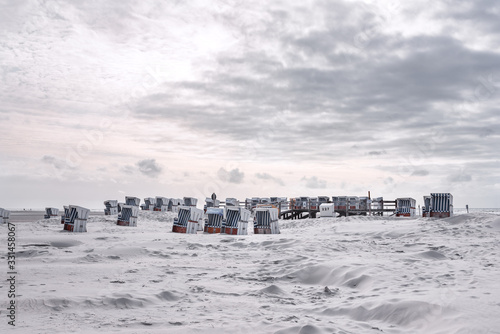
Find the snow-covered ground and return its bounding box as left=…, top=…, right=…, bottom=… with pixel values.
left=2, top=212, right=499, bottom=333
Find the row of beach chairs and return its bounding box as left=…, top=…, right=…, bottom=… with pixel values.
left=55, top=203, right=281, bottom=234
left=140, top=196, right=198, bottom=212
left=172, top=207, right=280, bottom=235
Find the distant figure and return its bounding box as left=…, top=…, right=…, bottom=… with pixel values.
left=466, top=204, right=469, bottom=213
left=211, top=193, right=217, bottom=201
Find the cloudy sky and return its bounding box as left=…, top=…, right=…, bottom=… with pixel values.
left=1, top=0, right=499, bottom=209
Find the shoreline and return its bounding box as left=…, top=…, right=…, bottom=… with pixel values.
left=7, top=210, right=105, bottom=223
left=4, top=208, right=499, bottom=224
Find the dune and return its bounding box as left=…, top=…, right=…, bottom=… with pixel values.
left=1, top=210, right=499, bottom=333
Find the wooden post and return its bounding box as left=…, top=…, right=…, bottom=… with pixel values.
left=368, top=191, right=372, bottom=216
left=308, top=198, right=311, bottom=219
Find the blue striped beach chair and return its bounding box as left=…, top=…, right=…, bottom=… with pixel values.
left=429, top=193, right=453, bottom=218
left=254, top=208, right=280, bottom=234
left=44, top=207, right=59, bottom=219
left=117, top=205, right=139, bottom=226
left=125, top=196, right=141, bottom=207
left=63, top=205, right=89, bottom=232
left=141, top=198, right=155, bottom=211
left=104, top=200, right=118, bottom=215
left=172, top=207, right=203, bottom=234
left=204, top=208, right=224, bottom=233
left=154, top=197, right=169, bottom=211
left=224, top=207, right=251, bottom=235
left=395, top=198, right=416, bottom=217
left=0, top=208, right=10, bottom=224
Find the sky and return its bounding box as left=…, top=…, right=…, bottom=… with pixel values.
left=0, top=0, right=499, bottom=210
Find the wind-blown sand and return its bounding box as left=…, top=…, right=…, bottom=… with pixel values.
left=1, top=212, right=499, bottom=333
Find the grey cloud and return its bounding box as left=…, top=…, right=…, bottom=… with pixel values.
left=384, top=177, right=394, bottom=185
left=218, top=168, right=244, bottom=184
left=412, top=170, right=429, bottom=176
left=137, top=159, right=162, bottom=178
left=368, top=151, right=386, bottom=156
left=447, top=172, right=472, bottom=183
left=436, top=0, right=500, bottom=43
left=133, top=29, right=500, bottom=166
left=1, top=0, right=500, bottom=208
left=301, top=176, right=326, bottom=189
left=255, top=172, right=285, bottom=186
left=41, top=155, right=69, bottom=170
left=121, top=165, right=135, bottom=175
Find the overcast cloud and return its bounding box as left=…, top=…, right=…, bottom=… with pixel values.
left=218, top=167, right=245, bottom=184
left=137, top=159, right=162, bottom=178
left=302, top=176, right=327, bottom=189
left=255, top=172, right=285, bottom=186
left=0, top=0, right=499, bottom=208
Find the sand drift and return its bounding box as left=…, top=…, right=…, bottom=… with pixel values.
left=2, top=212, right=499, bottom=333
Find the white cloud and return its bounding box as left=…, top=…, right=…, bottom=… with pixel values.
left=0, top=0, right=499, bottom=208
left=255, top=172, right=285, bottom=186
left=301, top=176, right=326, bottom=189
left=218, top=168, right=244, bottom=184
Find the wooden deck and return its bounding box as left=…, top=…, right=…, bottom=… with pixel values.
left=279, top=201, right=397, bottom=220
left=207, top=198, right=398, bottom=220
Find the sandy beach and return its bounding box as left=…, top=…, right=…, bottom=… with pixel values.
left=2, top=211, right=499, bottom=333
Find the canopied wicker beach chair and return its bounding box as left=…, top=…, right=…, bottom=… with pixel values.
left=204, top=208, right=224, bottom=233
left=172, top=206, right=204, bottom=234
left=224, top=207, right=251, bottom=235
left=125, top=196, right=140, bottom=207
left=395, top=198, right=416, bottom=217
left=117, top=205, right=139, bottom=227
left=63, top=205, right=89, bottom=232
left=429, top=193, right=453, bottom=218
left=104, top=200, right=118, bottom=215
left=142, top=198, right=156, bottom=211
left=254, top=207, right=280, bottom=234
left=154, top=197, right=169, bottom=211
left=0, top=208, right=10, bottom=224
left=44, top=207, right=59, bottom=219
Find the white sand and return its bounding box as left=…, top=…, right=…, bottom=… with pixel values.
left=2, top=212, right=499, bottom=333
